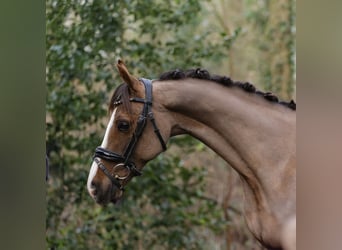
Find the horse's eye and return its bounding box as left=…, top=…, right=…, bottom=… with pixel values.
left=118, top=121, right=130, bottom=132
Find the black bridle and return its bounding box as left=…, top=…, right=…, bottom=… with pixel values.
left=93, top=78, right=167, bottom=190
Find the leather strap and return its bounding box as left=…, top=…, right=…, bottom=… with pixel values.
left=94, top=157, right=123, bottom=190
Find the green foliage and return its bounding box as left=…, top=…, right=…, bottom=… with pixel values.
left=46, top=0, right=231, bottom=249
left=47, top=156, right=226, bottom=249
left=246, top=0, right=296, bottom=99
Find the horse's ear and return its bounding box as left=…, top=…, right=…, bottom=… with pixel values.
left=116, top=59, right=141, bottom=93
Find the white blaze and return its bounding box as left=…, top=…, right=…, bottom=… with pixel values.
left=101, top=108, right=117, bottom=148
left=87, top=108, right=117, bottom=192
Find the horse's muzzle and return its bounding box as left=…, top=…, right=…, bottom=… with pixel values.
left=89, top=178, right=123, bottom=205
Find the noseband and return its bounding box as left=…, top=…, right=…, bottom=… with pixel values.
left=93, top=78, right=167, bottom=190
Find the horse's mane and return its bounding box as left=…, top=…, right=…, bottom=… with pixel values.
left=158, top=68, right=296, bottom=111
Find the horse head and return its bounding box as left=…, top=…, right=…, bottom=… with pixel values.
left=87, top=60, right=170, bottom=205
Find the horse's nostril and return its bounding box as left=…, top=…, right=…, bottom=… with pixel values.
left=90, top=181, right=98, bottom=195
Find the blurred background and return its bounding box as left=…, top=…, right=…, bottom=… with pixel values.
left=46, top=0, right=295, bottom=249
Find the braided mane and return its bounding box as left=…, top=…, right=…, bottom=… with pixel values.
left=159, top=68, right=296, bottom=111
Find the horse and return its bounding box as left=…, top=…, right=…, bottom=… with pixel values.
left=87, top=60, right=296, bottom=250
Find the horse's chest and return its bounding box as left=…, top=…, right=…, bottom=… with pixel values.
left=244, top=208, right=282, bottom=249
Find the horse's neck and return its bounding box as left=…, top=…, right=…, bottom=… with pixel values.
left=156, top=79, right=294, bottom=164
left=154, top=78, right=296, bottom=247
left=154, top=78, right=295, bottom=202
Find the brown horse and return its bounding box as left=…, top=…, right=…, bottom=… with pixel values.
left=87, top=60, right=296, bottom=250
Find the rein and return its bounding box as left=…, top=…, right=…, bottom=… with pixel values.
left=93, top=78, right=167, bottom=190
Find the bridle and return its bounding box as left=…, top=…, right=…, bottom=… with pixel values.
left=93, top=78, right=167, bottom=190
